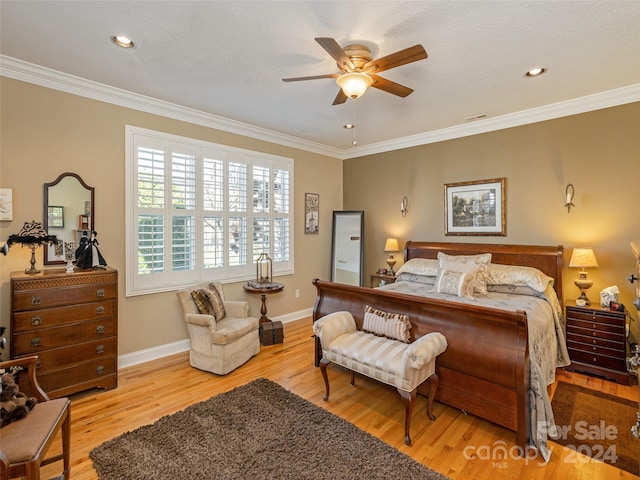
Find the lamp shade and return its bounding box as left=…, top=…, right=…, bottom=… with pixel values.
left=384, top=238, right=399, bottom=252
left=569, top=248, right=599, bottom=269
left=336, top=72, right=373, bottom=99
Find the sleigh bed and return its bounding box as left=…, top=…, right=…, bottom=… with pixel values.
left=312, top=242, right=570, bottom=459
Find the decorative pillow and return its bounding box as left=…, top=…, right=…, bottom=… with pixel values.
left=487, top=284, right=544, bottom=297
left=434, top=268, right=476, bottom=299
left=437, top=252, right=491, bottom=295
left=395, top=272, right=436, bottom=286
left=396, top=258, right=439, bottom=277
left=206, top=283, right=226, bottom=321
left=191, top=289, right=215, bottom=316
left=363, top=305, right=411, bottom=343
left=486, top=263, right=553, bottom=293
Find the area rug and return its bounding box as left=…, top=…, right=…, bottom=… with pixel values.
left=90, top=378, right=449, bottom=480
left=551, top=382, right=638, bottom=475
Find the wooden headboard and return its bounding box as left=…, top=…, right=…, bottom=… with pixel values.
left=404, top=241, right=564, bottom=303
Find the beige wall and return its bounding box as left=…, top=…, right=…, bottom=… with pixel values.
left=0, top=78, right=343, bottom=355
left=344, top=103, right=640, bottom=329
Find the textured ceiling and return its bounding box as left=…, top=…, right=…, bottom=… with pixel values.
left=1, top=1, right=639, bottom=158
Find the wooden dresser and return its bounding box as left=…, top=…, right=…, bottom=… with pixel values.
left=10, top=267, right=118, bottom=398
left=565, top=300, right=630, bottom=385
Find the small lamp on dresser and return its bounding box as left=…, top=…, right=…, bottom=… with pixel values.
left=569, top=247, right=599, bottom=305
left=384, top=238, right=399, bottom=275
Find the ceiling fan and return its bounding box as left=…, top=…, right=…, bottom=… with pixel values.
left=282, top=37, right=428, bottom=105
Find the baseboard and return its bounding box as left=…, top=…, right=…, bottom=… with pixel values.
left=117, top=307, right=313, bottom=369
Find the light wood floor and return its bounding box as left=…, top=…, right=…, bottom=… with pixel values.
left=40, top=318, right=638, bottom=480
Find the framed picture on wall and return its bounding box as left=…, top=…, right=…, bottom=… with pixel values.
left=444, top=177, right=506, bottom=236
left=305, top=193, right=319, bottom=234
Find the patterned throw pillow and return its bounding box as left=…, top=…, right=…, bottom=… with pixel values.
left=437, top=252, right=491, bottom=295
left=207, top=283, right=226, bottom=321
left=434, top=268, right=476, bottom=299
left=363, top=305, right=411, bottom=343
left=191, top=289, right=215, bottom=316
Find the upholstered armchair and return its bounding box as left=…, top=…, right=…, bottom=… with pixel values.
left=177, top=282, right=260, bottom=375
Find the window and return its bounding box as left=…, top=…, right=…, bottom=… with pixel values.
left=126, top=126, right=294, bottom=296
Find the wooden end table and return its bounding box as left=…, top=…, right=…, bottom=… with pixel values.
left=243, top=281, right=284, bottom=323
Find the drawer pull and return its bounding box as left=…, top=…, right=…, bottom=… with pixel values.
left=96, top=344, right=105, bottom=355
left=36, top=359, right=41, bottom=369
left=96, top=325, right=105, bottom=335
left=31, top=295, right=41, bottom=306
left=96, top=365, right=105, bottom=375
left=96, top=306, right=105, bottom=315
left=31, top=315, right=42, bottom=326
left=31, top=337, right=41, bottom=348
left=96, top=288, right=105, bottom=298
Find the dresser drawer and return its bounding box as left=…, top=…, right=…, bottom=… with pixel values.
left=12, top=283, right=117, bottom=311
left=13, top=300, right=117, bottom=332
left=567, top=339, right=621, bottom=358
left=566, top=330, right=623, bottom=351
left=566, top=318, right=624, bottom=335
left=35, top=356, right=117, bottom=396
left=568, top=347, right=626, bottom=371
left=566, top=323, right=625, bottom=343
left=12, top=317, right=117, bottom=355
left=566, top=309, right=623, bottom=325
left=19, top=337, right=117, bottom=374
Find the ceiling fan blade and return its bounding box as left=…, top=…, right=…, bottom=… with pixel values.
left=332, top=89, right=348, bottom=105
left=282, top=73, right=339, bottom=82
left=364, top=45, right=427, bottom=74
left=315, top=37, right=355, bottom=72
left=370, top=74, right=414, bottom=97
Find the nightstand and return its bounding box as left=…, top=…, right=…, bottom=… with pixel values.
left=565, top=301, right=630, bottom=385
left=370, top=273, right=397, bottom=288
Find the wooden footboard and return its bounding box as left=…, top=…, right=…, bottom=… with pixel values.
left=312, top=279, right=530, bottom=449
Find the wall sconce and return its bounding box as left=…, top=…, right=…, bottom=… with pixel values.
left=569, top=247, right=599, bottom=305
left=565, top=183, right=575, bottom=213
left=384, top=238, right=400, bottom=274
left=400, top=196, right=409, bottom=217
left=6, top=220, right=58, bottom=274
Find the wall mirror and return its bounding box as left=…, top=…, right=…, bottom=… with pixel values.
left=43, top=172, right=94, bottom=265
left=330, top=211, right=364, bottom=286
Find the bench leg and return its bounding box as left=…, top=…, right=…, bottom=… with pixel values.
left=426, top=373, right=438, bottom=421
left=350, top=370, right=355, bottom=386
left=397, top=388, right=416, bottom=446
left=319, top=358, right=331, bottom=401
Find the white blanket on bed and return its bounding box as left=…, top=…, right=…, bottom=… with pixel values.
left=379, top=280, right=570, bottom=461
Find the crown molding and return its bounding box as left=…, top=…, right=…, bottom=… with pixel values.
left=0, top=55, right=344, bottom=159
left=345, top=83, right=640, bottom=159
left=2, top=55, right=638, bottom=161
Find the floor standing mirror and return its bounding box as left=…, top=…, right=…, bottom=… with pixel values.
left=330, top=211, right=364, bottom=286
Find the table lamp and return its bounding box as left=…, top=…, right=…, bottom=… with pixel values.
left=384, top=238, right=399, bottom=274
left=569, top=247, right=599, bottom=305
left=7, top=220, right=58, bottom=274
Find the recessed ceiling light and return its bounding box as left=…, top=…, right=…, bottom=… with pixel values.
left=111, top=35, right=135, bottom=49
left=343, top=124, right=355, bottom=129
left=525, top=67, right=547, bottom=77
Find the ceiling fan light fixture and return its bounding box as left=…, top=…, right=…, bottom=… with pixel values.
left=336, top=72, right=373, bottom=99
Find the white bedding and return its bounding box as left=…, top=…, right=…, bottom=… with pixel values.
left=378, top=278, right=570, bottom=461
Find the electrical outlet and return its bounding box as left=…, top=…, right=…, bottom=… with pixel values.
left=295, top=289, right=300, bottom=298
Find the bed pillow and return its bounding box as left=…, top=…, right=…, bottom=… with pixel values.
left=434, top=268, right=476, bottom=299
left=486, top=263, right=553, bottom=293
left=395, top=272, right=436, bottom=286
left=363, top=305, right=411, bottom=343
left=396, top=258, right=439, bottom=277
left=437, top=252, right=491, bottom=295
left=487, top=284, right=544, bottom=297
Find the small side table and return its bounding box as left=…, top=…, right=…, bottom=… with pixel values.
left=370, top=273, right=397, bottom=288
left=243, top=281, right=284, bottom=323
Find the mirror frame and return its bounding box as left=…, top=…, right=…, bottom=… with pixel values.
left=330, top=210, right=364, bottom=286
left=43, top=172, right=95, bottom=265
